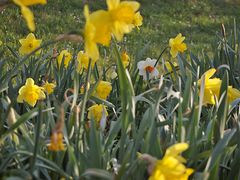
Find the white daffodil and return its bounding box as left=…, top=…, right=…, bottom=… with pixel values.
left=137, top=58, right=159, bottom=80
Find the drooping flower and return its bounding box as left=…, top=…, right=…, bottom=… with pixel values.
left=121, top=51, right=130, bottom=68
left=107, top=0, right=141, bottom=41
left=57, top=50, right=72, bottom=68
left=137, top=58, right=159, bottom=80
left=169, top=33, right=187, bottom=58
left=48, top=132, right=65, bottom=151
left=13, top=0, right=47, bottom=31
left=17, top=78, right=46, bottom=107
left=77, top=51, right=96, bottom=72
left=148, top=143, right=194, bottom=180
left=42, top=81, right=56, bottom=95
left=87, top=104, right=108, bottom=123
left=84, top=5, right=112, bottom=61
left=95, top=81, right=112, bottom=100
left=19, top=33, right=42, bottom=55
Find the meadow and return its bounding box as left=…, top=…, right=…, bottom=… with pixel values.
left=1, top=0, right=240, bottom=179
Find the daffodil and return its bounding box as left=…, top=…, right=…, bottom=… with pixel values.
left=77, top=51, right=96, bottom=72
left=48, top=132, right=65, bottom=151
left=17, top=78, right=46, bottom=107
left=227, top=86, right=240, bottom=103
left=137, top=58, right=159, bottom=80
left=42, top=81, right=56, bottom=95
left=57, top=50, right=72, bottom=68
left=107, top=0, right=141, bottom=41
left=19, top=33, right=42, bottom=55
left=149, top=143, right=194, bottom=180
left=84, top=6, right=112, bottom=61
left=198, top=68, right=221, bottom=105
left=121, top=51, right=130, bottom=68
left=169, top=33, right=187, bottom=58
left=95, top=81, right=112, bottom=100
left=133, top=12, right=143, bottom=29
left=13, top=0, right=47, bottom=31
left=87, top=104, right=108, bottom=123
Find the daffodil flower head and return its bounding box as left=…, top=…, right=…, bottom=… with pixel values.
left=13, top=0, right=47, bottom=31
left=17, top=78, right=46, bottom=107
left=57, top=50, right=72, bottom=68
left=19, top=33, right=42, bottom=55
left=169, top=33, right=187, bottom=58
left=95, top=81, right=112, bottom=100
left=228, top=86, right=240, bottom=103
left=87, top=104, right=108, bottom=123
left=43, top=81, right=56, bottom=95
left=133, top=12, right=143, bottom=29
left=121, top=51, right=130, bottom=68
left=149, top=143, right=194, bottom=180
left=77, top=50, right=96, bottom=72
left=107, top=0, right=141, bottom=41
left=137, top=58, right=159, bottom=80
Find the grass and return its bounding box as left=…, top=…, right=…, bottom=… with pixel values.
left=1, top=0, right=240, bottom=57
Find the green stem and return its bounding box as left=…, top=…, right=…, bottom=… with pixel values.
left=154, top=46, right=169, bottom=67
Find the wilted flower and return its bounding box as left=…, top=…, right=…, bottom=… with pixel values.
left=88, top=104, right=108, bottom=123
left=145, top=143, right=194, bottom=180
left=121, top=51, right=130, bottom=68
left=19, top=33, right=42, bottom=55
left=107, top=0, right=141, bottom=41
left=169, top=33, right=187, bottom=58
left=13, top=0, right=47, bottom=31
left=48, top=132, right=64, bottom=151
left=95, top=81, right=112, bottom=100
left=57, top=50, right=72, bottom=68
left=137, top=58, right=159, bottom=80
left=17, top=78, right=46, bottom=107
left=42, top=81, right=56, bottom=95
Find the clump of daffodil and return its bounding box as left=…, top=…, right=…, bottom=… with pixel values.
left=77, top=51, right=96, bottom=72
left=106, top=0, right=142, bottom=41
left=94, top=81, right=112, bottom=100
left=13, top=0, right=47, bottom=32
left=84, top=5, right=112, bottom=61
left=198, top=68, right=240, bottom=105
left=42, top=81, right=56, bottom=95
left=140, top=143, right=193, bottom=180
left=17, top=78, right=46, bottom=107
left=48, top=132, right=65, bottom=151
left=121, top=51, right=130, bottom=68
left=19, top=33, right=42, bottom=55
left=57, top=50, right=72, bottom=68
left=169, top=33, right=187, bottom=58
left=87, top=104, right=108, bottom=123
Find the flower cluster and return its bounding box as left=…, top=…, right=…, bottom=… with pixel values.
left=198, top=68, right=240, bottom=105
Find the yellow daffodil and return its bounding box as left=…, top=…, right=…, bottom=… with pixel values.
left=42, top=81, right=56, bottom=95
left=165, top=61, right=178, bottom=72
left=84, top=5, right=112, bottom=61
left=227, top=86, right=240, bottom=103
left=13, top=0, right=47, bottom=31
left=48, top=132, right=65, bottom=151
left=95, top=81, right=112, bottom=100
left=77, top=51, right=96, bottom=72
left=87, top=104, right=108, bottom=123
left=107, top=0, right=141, bottom=41
left=149, top=143, right=194, bottom=180
left=17, top=78, right=46, bottom=107
left=198, top=68, right=221, bottom=105
left=19, top=33, right=42, bottom=55
left=57, top=50, right=72, bottom=68
left=121, top=51, right=130, bottom=68
left=169, top=33, right=187, bottom=58
left=133, top=12, right=143, bottom=29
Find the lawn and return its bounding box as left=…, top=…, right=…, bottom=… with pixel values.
left=1, top=0, right=240, bottom=57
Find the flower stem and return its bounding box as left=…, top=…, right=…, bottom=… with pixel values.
left=154, top=46, right=169, bottom=67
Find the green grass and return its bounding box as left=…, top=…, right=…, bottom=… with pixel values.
left=1, top=0, right=240, bottom=57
